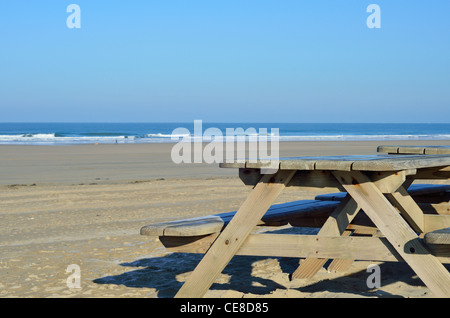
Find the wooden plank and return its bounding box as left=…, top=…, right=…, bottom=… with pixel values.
left=419, top=203, right=450, bottom=215
left=377, top=145, right=400, bottom=154
left=425, top=147, right=450, bottom=155
left=327, top=225, right=383, bottom=273
left=398, top=146, right=426, bottom=155
left=278, top=157, right=318, bottom=170
left=425, top=228, right=450, bottom=245
left=161, top=233, right=447, bottom=264
left=288, top=209, right=375, bottom=230
left=368, top=170, right=412, bottom=193
left=222, top=155, right=450, bottom=172
left=350, top=155, right=450, bottom=171
left=141, top=199, right=340, bottom=237
left=239, top=168, right=263, bottom=186
left=334, top=170, right=450, bottom=298
left=327, top=230, right=355, bottom=273
left=160, top=233, right=220, bottom=253
left=160, top=234, right=450, bottom=264
left=386, top=186, right=425, bottom=233
left=282, top=155, right=386, bottom=171
left=346, top=224, right=378, bottom=235
left=140, top=215, right=225, bottom=237
left=245, top=160, right=280, bottom=171
left=315, top=183, right=450, bottom=202
left=378, top=146, right=450, bottom=155
left=377, top=146, right=450, bottom=155
left=174, top=170, right=296, bottom=298
left=315, top=193, right=346, bottom=201
left=219, top=161, right=246, bottom=169
left=314, top=158, right=354, bottom=171
left=161, top=234, right=401, bottom=262
left=316, top=171, right=408, bottom=276
left=424, top=215, right=450, bottom=233
left=239, top=168, right=345, bottom=193
left=240, top=235, right=402, bottom=261
left=291, top=195, right=360, bottom=279
left=255, top=200, right=340, bottom=226
left=406, top=184, right=450, bottom=195
left=287, top=170, right=345, bottom=193
left=414, top=166, right=450, bottom=179
left=427, top=244, right=450, bottom=261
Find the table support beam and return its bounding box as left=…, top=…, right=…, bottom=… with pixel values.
left=291, top=194, right=360, bottom=279
left=174, top=170, right=295, bottom=298
left=386, top=186, right=425, bottom=233
left=334, top=170, right=450, bottom=298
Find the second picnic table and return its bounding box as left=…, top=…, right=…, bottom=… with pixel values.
left=169, top=154, right=450, bottom=298
left=378, top=145, right=450, bottom=155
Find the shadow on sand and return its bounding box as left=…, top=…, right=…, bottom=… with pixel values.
left=93, top=224, right=444, bottom=297
left=93, top=250, right=432, bottom=298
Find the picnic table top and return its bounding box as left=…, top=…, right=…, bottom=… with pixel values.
left=378, top=145, right=450, bottom=155
left=219, top=154, right=450, bottom=171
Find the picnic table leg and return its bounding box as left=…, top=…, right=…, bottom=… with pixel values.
left=306, top=175, right=413, bottom=275
left=386, top=186, right=425, bottom=233
left=326, top=230, right=354, bottom=273
left=334, top=170, right=450, bottom=298
left=328, top=175, right=415, bottom=274
left=291, top=194, right=360, bottom=279
left=174, top=169, right=296, bottom=298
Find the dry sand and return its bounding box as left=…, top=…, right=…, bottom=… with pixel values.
left=1, top=140, right=450, bottom=298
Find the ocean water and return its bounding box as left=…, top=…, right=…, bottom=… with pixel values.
left=0, top=122, right=449, bottom=145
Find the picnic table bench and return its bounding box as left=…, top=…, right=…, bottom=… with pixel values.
left=141, top=183, right=449, bottom=238
left=425, top=228, right=450, bottom=245
left=140, top=200, right=340, bottom=238
left=141, top=154, right=450, bottom=298
left=315, top=183, right=450, bottom=203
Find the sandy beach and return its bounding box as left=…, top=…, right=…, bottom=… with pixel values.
left=1, top=140, right=450, bottom=298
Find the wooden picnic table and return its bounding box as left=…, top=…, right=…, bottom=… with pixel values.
left=174, top=154, right=450, bottom=298
left=378, top=145, right=450, bottom=155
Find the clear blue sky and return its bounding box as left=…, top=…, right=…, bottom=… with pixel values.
left=0, top=1, right=449, bottom=123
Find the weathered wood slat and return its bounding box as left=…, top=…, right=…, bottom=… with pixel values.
left=314, top=184, right=450, bottom=202
left=425, top=228, right=450, bottom=245
left=159, top=233, right=450, bottom=264
left=291, top=195, right=360, bottom=279
left=313, top=185, right=450, bottom=233
left=377, top=145, right=401, bottom=154
left=378, top=145, right=450, bottom=155
left=293, top=171, right=404, bottom=278
left=175, top=170, right=295, bottom=298
left=414, top=166, right=450, bottom=180
left=141, top=190, right=450, bottom=239
left=334, top=170, right=450, bottom=298
left=140, top=200, right=339, bottom=237
left=141, top=215, right=225, bottom=237
left=387, top=186, right=425, bottom=233
left=160, top=234, right=400, bottom=261
left=220, top=154, right=450, bottom=172
left=327, top=230, right=355, bottom=273
left=424, top=215, right=450, bottom=233
left=398, top=146, right=426, bottom=154
left=425, top=147, right=450, bottom=155
left=419, top=203, right=450, bottom=215
left=241, top=168, right=381, bottom=193
left=351, top=155, right=450, bottom=171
